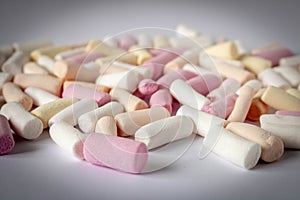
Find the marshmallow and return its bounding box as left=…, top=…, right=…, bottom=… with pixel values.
left=0, top=114, right=15, bottom=155
left=204, top=41, right=239, bottom=60
left=102, top=35, right=118, bottom=48
left=273, top=65, right=300, bottom=87
left=95, top=116, right=117, bottom=136
left=242, top=55, right=272, bottom=75
left=176, top=24, right=200, bottom=37
left=275, top=110, right=300, bottom=117
left=279, top=54, right=300, bottom=67
left=31, top=98, right=77, bottom=128
left=251, top=43, right=282, bottom=54
left=0, top=72, right=13, bottom=93
left=63, top=81, right=110, bottom=93
left=138, top=79, right=159, bottom=95
left=84, top=132, right=148, bottom=174
left=186, top=73, right=222, bottom=96
left=137, top=34, right=152, bottom=47
left=253, top=47, right=293, bottom=66
left=236, top=79, right=262, bottom=95
left=66, top=52, right=102, bottom=64
left=14, top=74, right=62, bottom=96
left=153, top=35, right=170, bottom=48
left=2, top=82, right=33, bottom=111
left=0, top=45, right=13, bottom=65
left=286, top=88, right=300, bottom=100
left=261, top=86, right=300, bottom=111
left=78, top=102, right=124, bottom=133
left=135, top=116, right=194, bottom=150
left=246, top=88, right=269, bottom=121
left=109, top=88, right=148, bottom=111
left=176, top=105, right=227, bottom=137
left=13, top=40, right=52, bottom=54
left=37, top=55, right=56, bottom=74
left=1, top=102, right=43, bottom=140
left=207, top=78, right=240, bottom=101
left=24, top=87, right=59, bottom=106
left=258, top=68, right=290, bottom=89
left=227, top=86, right=256, bottom=122
left=49, top=122, right=87, bottom=160
left=183, top=63, right=220, bottom=77
left=54, top=47, right=85, bottom=60
left=62, top=84, right=111, bottom=107
left=118, top=34, right=137, bottom=51
left=23, top=62, right=49, bottom=75
left=204, top=126, right=261, bottom=169
left=2, top=51, right=28, bottom=75
left=115, top=107, right=170, bottom=136
left=149, top=89, right=173, bottom=113
left=260, top=114, right=300, bottom=149
left=129, top=45, right=152, bottom=65
left=157, top=69, right=197, bottom=88
left=31, top=45, right=72, bottom=61
left=170, top=79, right=210, bottom=110
left=226, top=122, right=284, bottom=162
left=48, top=98, right=98, bottom=127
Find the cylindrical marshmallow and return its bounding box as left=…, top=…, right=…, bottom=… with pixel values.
left=31, top=98, right=77, bottom=128
left=84, top=132, right=148, bottom=174
left=0, top=114, right=15, bottom=155
left=66, top=52, right=102, bottom=64
left=236, top=79, right=262, bottom=96
left=246, top=88, right=269, bottom=121
left=138, top=79, right=159, bottom=95
left=176, top=24, right=200, bottom=37
left=226, top=122, right=284, bottom=162
left=37, top=55, right=56, bottom=74
left=0, top=72, right=13, bottom=93
left=63, top=81, right=110, bottom=93
left=115, top=107, right=170, bottom=136
left=62, top=84, right=111, bottom=107
left=286, top=88, right=300, bottom=100
left=135, top=116, right=194, bottom=150
left=273, top=65, right=300, bottom=87
left=49, top=98, right=98, bottom=127
left=95, top=116, right=117, bottom=136
left=253, top=47, right=293, bottom=66
left=1, top=102, right=43, bottom=140
left=207, top=78, right=241, bottom=101
left=118, top=34, right=137, bottom=51
left=170, top=79, right=210, bottom=110
left=241, top=55, right=272, bottom=75
left=14, top=74, right=62, bottom=96
left=176, top=105, right=227, bottom=137
left=23, top=62, right=49, bottom=75
left=2, top=51, right=29, bottom=75
left=49, top=122, right=87, bottom=159
left=78, top=101, right=124, bottom=133
left=109, top=88, right=148, bottom=112
left=261, top=86, right=300, bottom=111
left=204, top=41, right=238, bottom=60
left=0, top=45, right=14, bottom=65
left=260, top=114, right=300, bottom=149
left=279, top=54, right=300, bottom=67
left=24, top=87, right=59, bottom=106
left=2, top=82, right=33, bottom=111
left=31, top=45, right=72, bottom=61
left=258, top=68, right=290, bottom=89
left=149, top=89, right=173, bottom=113
left=157, top=69, right=197, bottom=88
left=204, top=126, right=261, bottom=169
left=54, top=47, right=85, bottom=60
left=129, top=45, right=152, bottom=65
left=186, top=73, right=222, bottom=96
left=137, top=34, right=152, bottom=47
left=153, top=34, right=170, bottom=48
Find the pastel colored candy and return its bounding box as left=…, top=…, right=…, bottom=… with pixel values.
left=129, top=45, right=153, bottom=65
left=24, top=87, right=59, bottom=106
left=149, top=89, right=173, bottom=113
left=23, top=62, right=49, bottom=75
left=84, top=132, right=148, bottom=174
left=1, top=102, right=43, bottom=140
left=137, top=34, right=152, bottom=47
left=204, top=41, right=239, bottom=60
left=261, top=86, right=300, bottom=111
left=37, top=55, right=56, bottom=74
left=135, top=116, right=194, bottom=150
left=31, top=45, right=72, bottom=61
left=207, top=78, right=240, bottom=101
left=260, top=114, right=300, bottom=149
left=66, top=52, right=102, bottom=64
left=274, top=65, right=300, bottom=87
left=49, top=122, right=87, bottom=160
left=153, top=34, right=170, bottom=48
left=279, top=54, right=300, bottom=67
left=170, top=79, right=210, bottom=110
left=95, top=116, right=117, bottom=136
left=2, top=51, right=29, bottom=75
left=138, top=79, right=159, bottom=95
left=258, top=68, right=290, bottom=89
left=48, top=98, right=98, bottom=127
left=286, top=88, right=300, bottom=100
left=63, top=81, right=110, bottom=93
left=186, top=73, right=222, bottom=96
left=78, top=102, right=124, bottom=133
left=157, top=69, right=197, bottom=88
left=62, top=84, right=111, bottom=107
left=118, top=34, right=137, bottom=51
left=0, top=114, right=15, bottom=155
left=246, top=89, right=269, bottom=121
left=115, top=107, right=170, bottom=136
left=253, top=47, right=293, bottom=66
left=54, top=47, right=85, bottom=60
left=236, top=79, right=262, bottom=95
left=241, top=55, right=272, bottom=75
left=275, top=110, right=300, bottom=117
left=0, top=45, right=13, bottom=65
left=0, top=72, right=13, bottom=93
left=226, top=122, right=284, bottom=162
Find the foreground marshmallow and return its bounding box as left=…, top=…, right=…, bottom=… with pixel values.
left=95, top=116, right=117, bottom=136
left=49, top=98, right=98, bottom=126
left=149, top=89, right=173, bottom=113
left=31, top=98, right=77, bottom=128
left=260, top=114, right=300, bottom=149
left=261, top=86, right=300, bottom=111
left=204, top=126, right=261, bottom=169
left=258, top=68, right=290, bottom=89
left=0, top=114, right=15, bottom=155
left=135, top=116, right=194, bottom=150
left=170, top=79, right=210, bottom=110
left=226, top=122, right=284, bottom=162
left=207, top=78, right=240, bottom=101
left=23, top=62, right=49, bottom=75
left=84, top=132, right=148, bottom=174
left=176, top=105, right=227, bottom=137
left=49, top=122, right=87, bottom=159
left=115, top=107, right=170, bottom=136
left=186, top=73, right=222, bottom=96
left=24, top=87, right=59, bottom=106
left=1, top=102, right=43, bottom=140
left=78, top=102, right=124, bottom=133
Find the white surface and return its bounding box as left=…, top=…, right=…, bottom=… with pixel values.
left=1, top=0, right=300, bottom=199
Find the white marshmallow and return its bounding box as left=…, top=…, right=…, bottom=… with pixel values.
left=176, top=24, right=200, bottom=38
left=207, top=78, right=241, bottom=101
left=25, top=87, right=59, bottom=106
left=2, top=51, right=29, bottom=75
left=1, top=102, right=43, bottom=140
left=183, top=63, right=220, bottom=77
left=78, top=102, right=124, bottom=133
left=37, top=55, right=56, bottom=74
left=258, top=68, right=290, bottom=89
left=170, top=79, right=210, bottom=110
left=49, top=122, right=87, bottom=159
left=49, top=98, right=98, bottom=127
left=135, top=116, right=194, bottom=150
left=260, top=114, right=300, bottom=149
left=76, top=62, right=100, bottom=82
left=273, top=65, right=300, bottom=87
left=236, top=79, right=262, bottom=95
left=0, top=72, right=13, bottom=93
left=137, top=34, right=152, bottom=48
left=54, top=47, right=85, bottom=60
left=279, top=54, right=300, bottom=67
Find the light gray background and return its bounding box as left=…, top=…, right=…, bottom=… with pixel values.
left=1, top=0, right=300, bottom=200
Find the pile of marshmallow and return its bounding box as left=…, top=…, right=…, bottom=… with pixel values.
left=0, top=25, right=299, bottom=174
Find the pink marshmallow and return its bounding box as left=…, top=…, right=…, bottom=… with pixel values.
left=186, top=74, right=222, bottom=96
left=201, top=93, right=238, bottom=119
left=157, top=69, right=197, bottom=88
left=66, top=52, right=102, bottom=64
left=144, top=48, right=186, bottom=65
left=84, top=132, right=148, bottom=174
left=118, top=34, right=137, bottom=51
left=253, top=47, right=293, bottom=66
left=138, top=79, right=159, bottom=95
left=275, top=110, right=300, bottom=117
left=62, top=84, right=111, bottom=106
left=149, top=89, right=173, bottom=113
left=0, top=114, right=15, bottom=155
